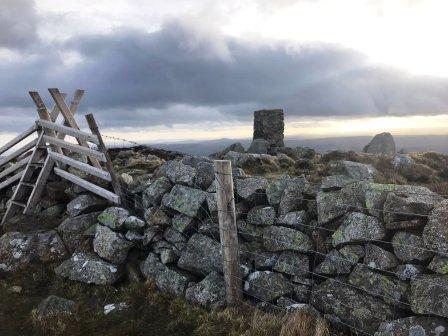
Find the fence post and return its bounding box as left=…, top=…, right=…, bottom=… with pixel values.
left=214, top=160, right=242, bottom=306
left=85, top=113, right=123, bottom=204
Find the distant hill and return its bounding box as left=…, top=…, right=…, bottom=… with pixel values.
left=146, top=134, right=448, bottom=156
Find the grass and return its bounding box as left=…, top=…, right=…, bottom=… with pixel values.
left=0, top=265, right=334, bottom=336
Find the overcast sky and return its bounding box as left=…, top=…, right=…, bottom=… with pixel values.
left=1, top=0, right=448, bottom=142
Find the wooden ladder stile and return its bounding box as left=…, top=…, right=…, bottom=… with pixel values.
left=1, top=131, right=48, bottom=225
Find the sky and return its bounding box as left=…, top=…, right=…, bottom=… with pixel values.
left=1, top=0, right=448, bottom=144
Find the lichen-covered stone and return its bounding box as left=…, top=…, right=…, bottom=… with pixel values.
left=375, top=316, right=448, bottom=336
left=332, top=212, right=385, bottom=246
left=265, top=175, right=292, bottom=205
left=263, top=226, right=313, bottom=253
left=93, top=225, right=133, bottom=264
left=320, top=175, right=357, bottom=191
left=124, top=216, right=146, bottom=231
left=363, top=132, right=396, bottom=155
left=0, top=232, right=36, bottom=272
left=247, top=206, right=276, bottom=226
left=428, top=255, right=448, bottom=275
left=234, top=177, right=268, bottom=202
left=273, top=251, right=309, bottom=277
left=310, top=278, right=394, bottom=334
left=410, top=274, right=448, bottom=318
left=392, top=231, right=433, bottom=262
left=185, top=271, right=226, bottom=309
left=36, top=230, right=68, bottom=263
left=349, top=265, right=409, bottom=306
left=57, top=212, right=101, bottom=253
left=67, top=194, right=107, bottom=217
left=331, top=160, right=378, bottom=181
left=237, top=220, right=264, bottom=242
left=144, top=207, right=171, bottom=227
left=339, top=244, right=364, bottom=263
left=194, top=161, right=215, bottom=190
left=424, top=200, right=448, bottom=256
left=277, top=211, right=309, bottom=232
left=33, top=295, right=75, bottom=322
left=172, top=213, right=195, bottom=233
left=383, top=191, right=442, bottom=223
left=315, top=250, right=353, bottom=275
left=177, top=234, right=222, bottom=276
left=157, top=160, right=197, bottom=186
left=162, top=185, right=207, bottom=217
left=98, top=207, right=129, bottom=230
left=395, top=264, right=423, bottom=281
left=364, top=243, right=399, bottom=271
left=244, top=271, right=292, bottom=302
left=142, top=177, right=172, bottom=207
left=55, top=252, right=121, bottom=285
left=140, top=253, right=193, bottom=296
left=278, top=178, right=310, bottom=216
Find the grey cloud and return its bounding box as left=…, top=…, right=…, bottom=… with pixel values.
left=0, top=0, right=38, bottom=49
left=0, top=20, right=448, bottom=132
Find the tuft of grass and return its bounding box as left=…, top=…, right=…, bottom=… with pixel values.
left=280, top=311, right=330, bottom=336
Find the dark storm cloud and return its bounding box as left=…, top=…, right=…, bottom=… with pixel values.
left=0, top=0, right=39, bottom=49
left=0, top=20, right=448, bottom=132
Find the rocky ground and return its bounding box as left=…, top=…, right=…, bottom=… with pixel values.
left=2, top=141, right=448, bottom=335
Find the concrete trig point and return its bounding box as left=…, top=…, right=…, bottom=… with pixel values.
left=253, top=109, right=285, bottom=147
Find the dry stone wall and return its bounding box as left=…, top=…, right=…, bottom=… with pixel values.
left=1, top=148, right=448, bottom=335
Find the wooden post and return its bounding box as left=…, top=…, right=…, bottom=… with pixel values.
left=85, top=113, right=123, bottom=204
left=214, top=160, right=242, bottom=306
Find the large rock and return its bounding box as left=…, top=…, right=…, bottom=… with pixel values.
left=124, top=216, right=146, bottom=231
left=55, top=252, right=121, bottom=285
left=331, top=160, right=378, bottom=181
left=263, top=226, right=313, bottom=253
left=93, top=225, right=133, bottom=264
left=424, top=200, right=448, bottom=255
left=36, top=230, right=68, bottom=263
left=316, top=183, right=365, bottom=224
left=364, top=243, right=399, bottom=271
left=375, top=316, right=448, bottom=336
left=247, top=138, right=271, bottom=154
left=428, top=256, right=448, bottom=275
left=392, top=231, right=433, bottom=262
left=97, top=207, right=129, bottom=230
left=247, top=206, right=276, bottom=226
left=144, top=207, right=171, bottom=227
left=410, top=274, right=448, bottom=318
left=177, top=234, right=222, bottom=276
left=66, top=194, right=107, bottom=217
left=363, top=132, right=396, bottom=155
left=185, top=271, right=226, bottom=309
left=273, top=251, right=309, bottom=277
left=391, top=154, right=415, bottom=170
left=349, top=265, right=408, bottom=306
left=277, top=211, right=309, bottom=232
left=310, top=278, right=394, bottom=334
left=244, top=271, right=292, bottom=302
left=234, top=177, right=268, bottom=202
left=157, top=160, right=196, bottom=186
left=332, top=212, right=385, bottom=246
left=278, top=177, right=310, bottom=216
left=315, top=249, right=353, bottom=275
left=194, top=161, right=215, bottom=190
left=162, top=185, right=207, bottom=217
left=57, top=212, right=101, bottom=253
left=33, top=295, right=75, bottom=323
left=266, top=176, right=293, bottom=206
left=0, top=232, right=36, bottom=272
left=320, top=175, right=356, bottom=191
left=140, top=253, right=193, bottom=296
left=142, top=177, right=172, bottom=207
left=383, top=190, right=442, bottom=223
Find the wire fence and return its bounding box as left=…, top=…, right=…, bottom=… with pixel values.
left=96, top=133, right=446, bottom=335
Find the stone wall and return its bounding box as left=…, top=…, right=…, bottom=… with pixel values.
left=1, top=150, right=448, bottom=335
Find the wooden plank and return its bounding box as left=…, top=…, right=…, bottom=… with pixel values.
left=85, top=114, right=123, bottom=202
left=24, top=156, right=55, bottom=215
left=0, top=157, right=30, bottom=181
left=48, top=150, right=111, bottom=181
left=49, top=92, right=67, bottom=122
left=37, top=120, right=99, bottom=145
left=214, top=160, right=242, bottom=306
left=0, top=138, right=38, bottom=169
left=54, top=167, right=120, bottom=204
left=0, top=171, right=23, bottom=190
left=48, top=88, right=102, bottom=169
left=43, top=136, right=106, bottom=162
left=0, top=125, right=37, bottom=157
